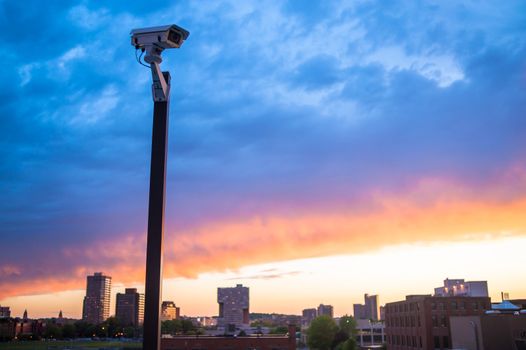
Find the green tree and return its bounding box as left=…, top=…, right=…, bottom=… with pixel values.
left=341, top=338, right=357, bottom=350
left=62, top=324, right=76, bottom=339
left=269, top=326, right=289, bottom=334
left=338, top=316, right=357, bottom=337
left=44, top=324, right=62, bottom=339
left=307, top=315, right=338, bottom=350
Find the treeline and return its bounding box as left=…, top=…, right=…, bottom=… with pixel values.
left=160, top=318, right=199, bottom=335
left=10, top=317, right=142, bottom=341
left=306, top=315, right=358, bottom=350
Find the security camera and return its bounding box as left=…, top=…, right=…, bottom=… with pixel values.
left=131, top=24, right=190, bottom=64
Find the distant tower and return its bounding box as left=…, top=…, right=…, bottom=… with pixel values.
left=23, top=309, right=28, bottom=320
left=58, top=310, right=63, bottom=319
left=116, top=288, right=145, bottom=326
left=217, top=284, right=249, bottom=330
left=82, top=272, right=112, bottom=324
left=161, top=301, right=180, bottom=321
left=317, top=304, right=334, bottom=318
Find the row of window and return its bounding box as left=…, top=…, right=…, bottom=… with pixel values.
left=386, top=334, right=423, bottom=348
left=430, top=301, right=486, bottom=311
left=386, top=335, right=451, bottom=349
left=387, top=300, right=487, bottom=314
left=386, top=315, right=421, bottom=328
left=387, top=303, right=420, bottom=314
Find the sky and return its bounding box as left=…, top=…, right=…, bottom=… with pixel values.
left=1, top=0, right=526, bottom=319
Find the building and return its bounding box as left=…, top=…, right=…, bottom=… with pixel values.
left=317, top=304, right=334, bottom=318
left=161, top=325, right=296, bottom=350
left=217, top=284, right=249, bottom=330
left=434, top=278, right=488, bottom=297
left=161, top=301, right=180, bottom=321
left=82, top=272, right=112, bottom=324
left=385, top=295, right=490, bottom=350
left=356, top=319, right=386, bottom=347
left=116, top=288, right=144, bottom=326
left=301, top=308, right=317, bottom=327
left=450, top=313, right=526, bottom=349
left=354, top=294, right=380, bottom=321
left=0, top=305, right=10, bottom=318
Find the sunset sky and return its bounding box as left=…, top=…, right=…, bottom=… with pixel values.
left=1, top=1, right=526, bottom=319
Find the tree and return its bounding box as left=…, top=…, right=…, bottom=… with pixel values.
left=269, top=326, right=289, bottom=334
left=341, top=338, right=358, bottom=350
left=62, top=324, right=76, bottom=339
left=307, top=316, right=338, bottom=350
left=43, top=324, right=62, bottom=339
left=338, top=315, right=357, bottom=337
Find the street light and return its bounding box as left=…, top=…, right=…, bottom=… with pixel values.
left=130, top=24, right=190, bottom=350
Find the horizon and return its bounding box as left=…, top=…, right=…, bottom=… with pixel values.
left=1, top=1, right=526, bottom=323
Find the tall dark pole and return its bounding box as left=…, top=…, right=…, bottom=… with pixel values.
left=143, top=72, right=171, bottom=350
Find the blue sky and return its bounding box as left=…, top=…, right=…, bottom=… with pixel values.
left=1, top=1, right=526, bottom=315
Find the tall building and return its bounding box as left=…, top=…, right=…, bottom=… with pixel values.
left=301, top=308, right=317, bottom=327
left=161, top=301, right=180, bottom=321
left=0, top=305, right=10, bottom=318
left=434, top=278, right=488, bottom=297
left=385, top=295, right=490, bottom=350
left=116, top=288, right=144, bottom=326
left=217, top=284, right=249, bottom=329
left=82, top=272, right=111, bottom=324
left=354, top=294, right=380, bottom=320
left=317, top=304, right=334, bottom=318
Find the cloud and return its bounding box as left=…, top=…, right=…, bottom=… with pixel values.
left=1, top=0, right=526, bottom=299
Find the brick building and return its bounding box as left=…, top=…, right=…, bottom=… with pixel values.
left=385, top=295, right=490, bottom=349
left=115, top=288, right=145, bottom=326
left=450, top=313, right=526, bottom=349
left=161, top=325, right=296, bottom=350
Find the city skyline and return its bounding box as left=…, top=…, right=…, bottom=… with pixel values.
left=1, top=0, right=526, bottom=324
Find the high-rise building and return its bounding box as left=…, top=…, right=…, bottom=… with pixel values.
left=301, top=308, right=317, bottom=327
left=317, top=304, right=334, bottom=318
left=434, top=278, right=488, bottom=297
left=0, top=305, right=10, bottom=318
left=82, top=272, right=111, bottom=324
left=161, top=301, right=180, bottom=321
left=385, top=295, right=490, bottom=350
left=116, top=288, right=144, bottom=326
left=217, top=284, right=249, bottom=329
left=354, top=294, right=380, bottom=320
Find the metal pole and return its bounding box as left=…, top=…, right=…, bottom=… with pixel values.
left=143, top=71, right=171, bottom=350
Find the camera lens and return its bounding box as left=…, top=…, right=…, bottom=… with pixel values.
left=168, top=30, right=182, bottom=44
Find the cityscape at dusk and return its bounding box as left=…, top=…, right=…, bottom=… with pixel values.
left=1, top=0, right=526, bottom=349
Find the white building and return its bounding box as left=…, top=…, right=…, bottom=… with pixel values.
left=434, top=278, right=488, bottom=297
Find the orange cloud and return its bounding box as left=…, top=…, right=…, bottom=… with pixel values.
left=2, top=174, right=526, bottom=299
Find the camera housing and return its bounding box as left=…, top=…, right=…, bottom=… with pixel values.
left=131, top=24, right=190, bottom=63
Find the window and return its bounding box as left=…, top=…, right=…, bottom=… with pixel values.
left=439, top=302, right=445, bottom=310
left=431, top=302, right=436, bottom=310
left=443, top=335, right=450, bottom=348
left=412, top=336, right=416, bottom=347
left=419, top=336, right=423, bottom=348
left=432, top=315, right=438, bottom=327
left=440, top=315, right=448, bottom=327
left=472, top=302, right=478, bottom=310
left=434, top=336, right=440, bottom=349
left=460, top=301, right=466, bottom=310
left=451, top=301, right=457, bottom=310
left=402, top=335, right=405, bottom=346
left=418, top=315, right=421, bottom=327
